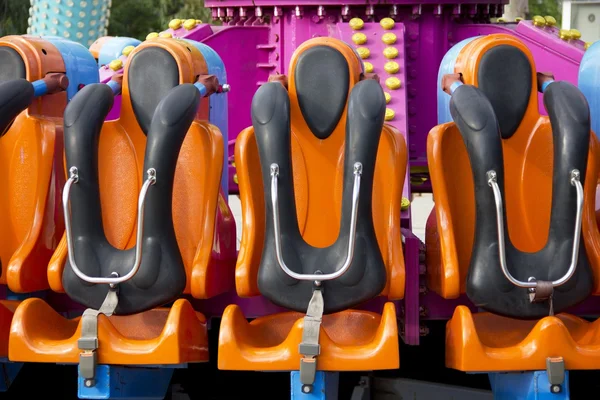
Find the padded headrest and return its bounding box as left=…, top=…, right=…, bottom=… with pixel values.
left=456, top=35, right=536, bottom=139
left=0, top=47, right=26, bottom=83
left=288, top=38, right=364, bottom=140
left=124, top=38, right=208, bottom=135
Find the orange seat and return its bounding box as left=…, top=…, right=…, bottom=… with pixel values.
left=219, top=38, right=406, bottom=373
left=9, top=38, right=235, bottom=366
left=426, top=34, right=600, bottom=371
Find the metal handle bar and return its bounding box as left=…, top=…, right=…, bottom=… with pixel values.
left=63, top=166, right=157, bottom=285
left=487, top=169, right=583, bottom=289
left=270, top=162, right=363, bottom=283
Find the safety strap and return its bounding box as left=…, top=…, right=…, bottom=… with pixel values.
left=529, top=280, right=554, bottom=316
left=299, top=288, right=324, bottom=392
left=78, top=287, right=119, bottom=387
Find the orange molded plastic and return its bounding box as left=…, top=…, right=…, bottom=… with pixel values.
left=0, top=36, right=67, bottom=293
left=234, top=37, right=407, bottom=300
left=218, top=302, right=399, bottom=371
left=0, top=301, right=19, bottom=358
left=9, top=298, right=207, bottom=364
left=447, top=306, right=600, bottom=371
left=426, top=34, right=600, bottom=299
left=46, top=38, right=236, bottom=299
left=221, top=37, right=402, bottom=372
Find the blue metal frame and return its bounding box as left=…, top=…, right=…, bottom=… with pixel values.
left=488, top=371, right=570, bottom=400
left=78, top=364, right=181, bottom=399
left=97, top=37, right=141, bottom=67
left=0, top=358, right=23, bottom=392
left=290, top=371, right=339, bottom=399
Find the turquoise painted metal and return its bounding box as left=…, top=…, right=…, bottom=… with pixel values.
left=28, top=0, right=111, bottom=47
left=97, top=37, right=141, bottom=67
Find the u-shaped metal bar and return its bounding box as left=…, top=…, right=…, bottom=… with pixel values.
left=270, top=162, right=363, bottom=283
left=62, top=166, right=157, bottom=285
left=486, top=169, right=584, bottom=289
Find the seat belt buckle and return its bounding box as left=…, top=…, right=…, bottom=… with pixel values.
left=299, top=356, right=318, bottom=388
left=79, top=350, right=97, bottom=387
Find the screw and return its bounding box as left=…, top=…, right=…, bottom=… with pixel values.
left=551, top=384, right=561, bottom=393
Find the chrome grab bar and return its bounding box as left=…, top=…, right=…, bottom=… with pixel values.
left=487, top=169, right=583, bottom=289
left=270, top=162, right=363, bottom=283
left=63, top=166, right=157, bottom=285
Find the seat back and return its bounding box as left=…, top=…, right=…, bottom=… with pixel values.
left=427, top=34, right=600, bottom=318
left=235, top=38, right=407, bottom=313
left=0, top=36, right=97, bottom=293
left=50, top=38, right=233, bottom=309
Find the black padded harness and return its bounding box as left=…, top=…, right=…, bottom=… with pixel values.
left=450, top=80, right=593, bottom=319
left=252, top=77, right=387, bottom=314
left=62, top=83, right=200, bottom=315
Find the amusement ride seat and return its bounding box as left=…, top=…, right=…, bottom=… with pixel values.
left=426, top=34, right=600, bottom=394
left=0, top=35, right=98, bottom=362
left=218, top=37, right=406, bottom=394
left=8, top=38, right=236, bottom=389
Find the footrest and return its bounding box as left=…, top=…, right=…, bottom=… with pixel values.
left=218, top=302, right=399, bottom=371
left=9, top=298, right=208, bottom=364
left=446, top=306, right=600, bottom=371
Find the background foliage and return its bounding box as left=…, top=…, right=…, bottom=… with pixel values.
left=0, top=0, right=563, bottom=39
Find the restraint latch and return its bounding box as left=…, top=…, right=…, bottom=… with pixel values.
left=546, top=356, right=565, bottom=394
left=77, top=284, right=119, bottom=388
left=298, top=288, right=324, bottom=394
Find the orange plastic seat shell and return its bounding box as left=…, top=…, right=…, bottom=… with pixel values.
left=0, top=301, right=19, bottom=358
left=426, top=34, right=600, bottom=299
left=447, top=306, right=600, bottom=371
left=9, top=298, right=207, bottom=364
left=234, top=37, right=407, bottom=300
left=218, top=303, right=399, bottom=371
left=46, top=38, right=236, bottom=299
left=0, top=36, right=68, bottom=293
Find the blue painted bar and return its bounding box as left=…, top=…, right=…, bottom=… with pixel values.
left=489, top=371, right=570, bottom=400
left=291, top=371, right=339, bottom=400
left=32, top=79, right=48, bottom=97
left=106, top=80, right=121, bottom=96
left=0, top=358, right=23, bottom=392
left=78, top=365, right=175, bottom=399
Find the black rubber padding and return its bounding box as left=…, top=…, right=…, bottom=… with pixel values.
left=0, top=79, right=34, bottom=137
left=477, top=45, right=532, bottom=139
left=62, top=83, right=199, bottom=314
left=294, top=46, right=349, bottom=140
left=450, top=82, right=593, bottom=319
left=0, top=47, right=26, bottom=83
left=128, top=47, right=180, bottom=135
left=252, top=80, right=387, bottom=314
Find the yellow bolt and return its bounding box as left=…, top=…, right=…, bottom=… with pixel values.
left=385, top=77, right=401, bottom=90
left=585, top=41, right=593, bottom=50
left=352, top=32, right=367, bottom=45
left=544, top=15, right=556, bottom=26
left=356, top=47, right=370, bottom=59
left=515, top=17, right=523, bottom=22
left=349, top=17, right=364, bottom=30
left=121, top=45, right=135, bottom=56
left=383, top=46, right=399, bottom=59
left=385, top=108, right=395, bottom=121
left=196, top=19, right=203, bottom=24
left=183, top=19, right=197, bottom=30
left=559, top=29, right=572, bottom=40
left=569, top=29, right=582, bottom=40
left=233, top=174, right=238, bottom=184
left=384, top=92, right=391, bottom=104
left=108, top=59, right=123, bottom=71
left=380, top=17, right=395, bottom=30
left=168, top=19, right=182, bottom=29
left=146, top=32, right=159, bottom=40
left=532, top=15, right=545, bottom=27
left=497, top=18, right=506, bottom=23
left=159, top=32, right=173, bottom=38
left=363, top=61, right=374, bottom=73
left=382, top=32, right=397, bottom=45
left=384, top=61, right=399, bottom=74
left=401, top=197, right=410, bottom=210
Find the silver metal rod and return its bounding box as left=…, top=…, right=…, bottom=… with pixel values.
left=487, top=169, right=583, bottom=289
left=62, top=166, right=157, bottom=285
left=270, top=162, right=362, bottom=282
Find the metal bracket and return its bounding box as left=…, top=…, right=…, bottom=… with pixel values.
left=299, top=288, right=324, bottom=394
left=78, top=285, right=119, bottom=387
